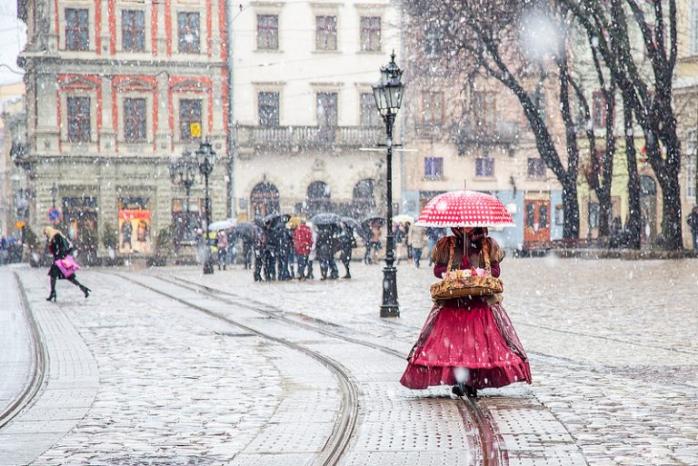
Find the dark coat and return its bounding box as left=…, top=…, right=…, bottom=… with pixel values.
left=48, top=234, right=74, bottom=279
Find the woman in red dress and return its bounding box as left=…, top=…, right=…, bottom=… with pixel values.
left=400, top=227, right=531, bottom=397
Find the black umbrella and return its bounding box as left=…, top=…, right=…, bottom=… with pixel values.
left=340, top=217, right=361, bottom=231
left=362, top=216, right=385, bottom=228
left=262, top=213, right=291, bottom=227
left=233, top=222, right=256, bottom=239
left=311, top=212, right=343, bottom=226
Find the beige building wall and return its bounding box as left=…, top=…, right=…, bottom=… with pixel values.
left=232, top=0, right=402, bottom=219
left=0, top=82, right=25, bottom=237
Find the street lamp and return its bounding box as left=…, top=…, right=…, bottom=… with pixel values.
left=195, top=140, right=217, bottom=275
left=169, top=150, right=198, bottom=242
left=49, top=182, right=58, bottom=208
left=372, top=51, right=403, bottom=318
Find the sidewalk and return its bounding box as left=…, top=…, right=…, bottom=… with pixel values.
left=0, top=267, right=33, bottom=421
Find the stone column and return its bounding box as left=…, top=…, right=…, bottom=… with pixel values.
left=155, top=72, right=171, bottom=152
left=99, top=76, right=116, bottom=153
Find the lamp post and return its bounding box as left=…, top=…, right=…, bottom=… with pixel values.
left=196, top=141, right=217, bottom=275
left=49, top=182, right=58, bottom=209
left=169, top=150, right=198, bottom=242
left=372, top=51, right=403, bottom=318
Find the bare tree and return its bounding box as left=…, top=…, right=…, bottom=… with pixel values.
left=406, top=0, right=582, bottom=239
left=561, top=0, right=683, bottom=249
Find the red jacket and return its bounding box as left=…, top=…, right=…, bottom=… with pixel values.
left=293, top=224, right=313, bottom=255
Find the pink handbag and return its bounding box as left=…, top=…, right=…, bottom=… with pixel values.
left=55, top=255, right=80, bottom=277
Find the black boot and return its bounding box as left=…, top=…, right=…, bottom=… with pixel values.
left=80, top=286, right=91, bottom=298
left=47, top=277, right=57, bottom=302
left=451, top=383, right=465, bottom=397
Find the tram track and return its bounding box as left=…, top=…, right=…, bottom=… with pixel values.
left=0, top=273, right=48, bottom=430
left=152, top=273, right=507, bottom=466
left=112, top=272, right=358, bottom=466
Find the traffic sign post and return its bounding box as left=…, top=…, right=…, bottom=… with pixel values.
left=48, top=208, right=62, bottom=225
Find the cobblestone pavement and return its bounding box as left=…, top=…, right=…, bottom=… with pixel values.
left=162, top=257, right=698, bottom=465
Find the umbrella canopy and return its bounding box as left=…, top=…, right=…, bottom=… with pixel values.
left=392, top=214, right=414, bottom=225
left=311, top=212, right=342, bottom=226
left=340, top=217, right=361, bottom=231
left=262, top=213, right=291, bottom=227
left=208, top=218, right=237, bottom=231
left=233, top=222, right=256, bottom=238
left=416, top=190, right=515, bottom=228
left=362, top=216, right=385, bottom=228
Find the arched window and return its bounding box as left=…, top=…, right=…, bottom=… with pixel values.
left=352, top=179, right=375, bottom=217
left=306, top=181, right=331, bottom=215
left=250, top=182, right=280, bottom=219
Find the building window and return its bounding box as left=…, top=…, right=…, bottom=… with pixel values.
left=360, top=92, right=381, bottom=127
left=424, top=24, right=441, bottom=57
left=67, top=96, right=91, bottom=142
left=258, top=92, right=280, bottom=127
left=316, top=16, right=337, bottom=51
left=316, top=92, right=338, bottom=127
left=360, top=16, right=381, bottom=52
left=555, top=204, right=564, bottom=225
left=473, top=91, right=496, bottom=130
left=65, top=8, right=89, bottom=51
left=424, top=157, right=443, bottom=179
left=688, top=130, right=697, bottom=199
left=257, top=14, right=279, bottom=50
left=592, top=90, right=606, bottom=129
left=475, top=157, right=494, bottom=177
left=122, top=10, right=145, bottom=52
left=178, top=12, right=200, bottom=53
left=179, top=99, right=202, bottom=141
left=123, top=97, right=147, bottom=142
left=532, top=89, right=546, bottom=123
left=528, top=158, right=546, bottom=178
left=422, top=91, right=444, bottom=126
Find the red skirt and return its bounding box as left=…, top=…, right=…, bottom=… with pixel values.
left=400, top=298, right=532, bottom=390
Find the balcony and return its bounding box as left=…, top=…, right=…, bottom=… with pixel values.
left=451, top=121, right=520, bottom=151
left=236, top=125, right=384, bottom=152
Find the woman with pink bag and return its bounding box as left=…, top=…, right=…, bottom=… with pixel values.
left=44, top=227, right=91, bottom=302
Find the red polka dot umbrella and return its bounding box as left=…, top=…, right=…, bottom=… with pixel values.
left=415, top=191, right=515, bottom=228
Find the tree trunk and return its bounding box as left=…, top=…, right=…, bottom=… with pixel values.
left=561, top=177, right=580, bottom=240
left=623, top=101, right=642, bottom=249
left=657, top=170, right=684, bottom=250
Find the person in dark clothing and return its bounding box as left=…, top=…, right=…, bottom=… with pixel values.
left=276, top=226, right=293, bottom=281
left=252, top=225, right=266, bottom=281
left=44, top=227, right=91, bottom=302
left=316, top=225, right=339, bottom=280
left=338, top=222, right=357, bottom=279
left=687, top=206, right=698, bottom=250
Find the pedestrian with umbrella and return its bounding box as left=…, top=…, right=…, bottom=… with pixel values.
left=400, top=191, right=531, bottom=398
left=293, top=219, right=313, bottom=280
left=337, top=220, right=357, bottom=279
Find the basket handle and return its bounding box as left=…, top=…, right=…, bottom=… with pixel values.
left=446, top=237, right=455, bottom=272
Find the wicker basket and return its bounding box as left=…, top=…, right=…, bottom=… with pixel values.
left=430, top=238, right=503, bottom=300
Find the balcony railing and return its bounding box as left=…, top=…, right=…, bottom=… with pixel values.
left=236, top=125, right=384, bottom=151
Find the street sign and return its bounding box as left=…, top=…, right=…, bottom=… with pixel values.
left=48, top=207, right=62, bottom=224
left=15, top=220, right=25, bottom=229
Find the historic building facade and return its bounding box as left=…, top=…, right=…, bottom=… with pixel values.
left=16, top=0, right=230, bottom=260
left=0, top=82, right=27, bottom=237
left=231, top=0, right=402, bottom=221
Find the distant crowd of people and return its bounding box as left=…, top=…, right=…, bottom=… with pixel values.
left=0, top=235, right=24, bottom=265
